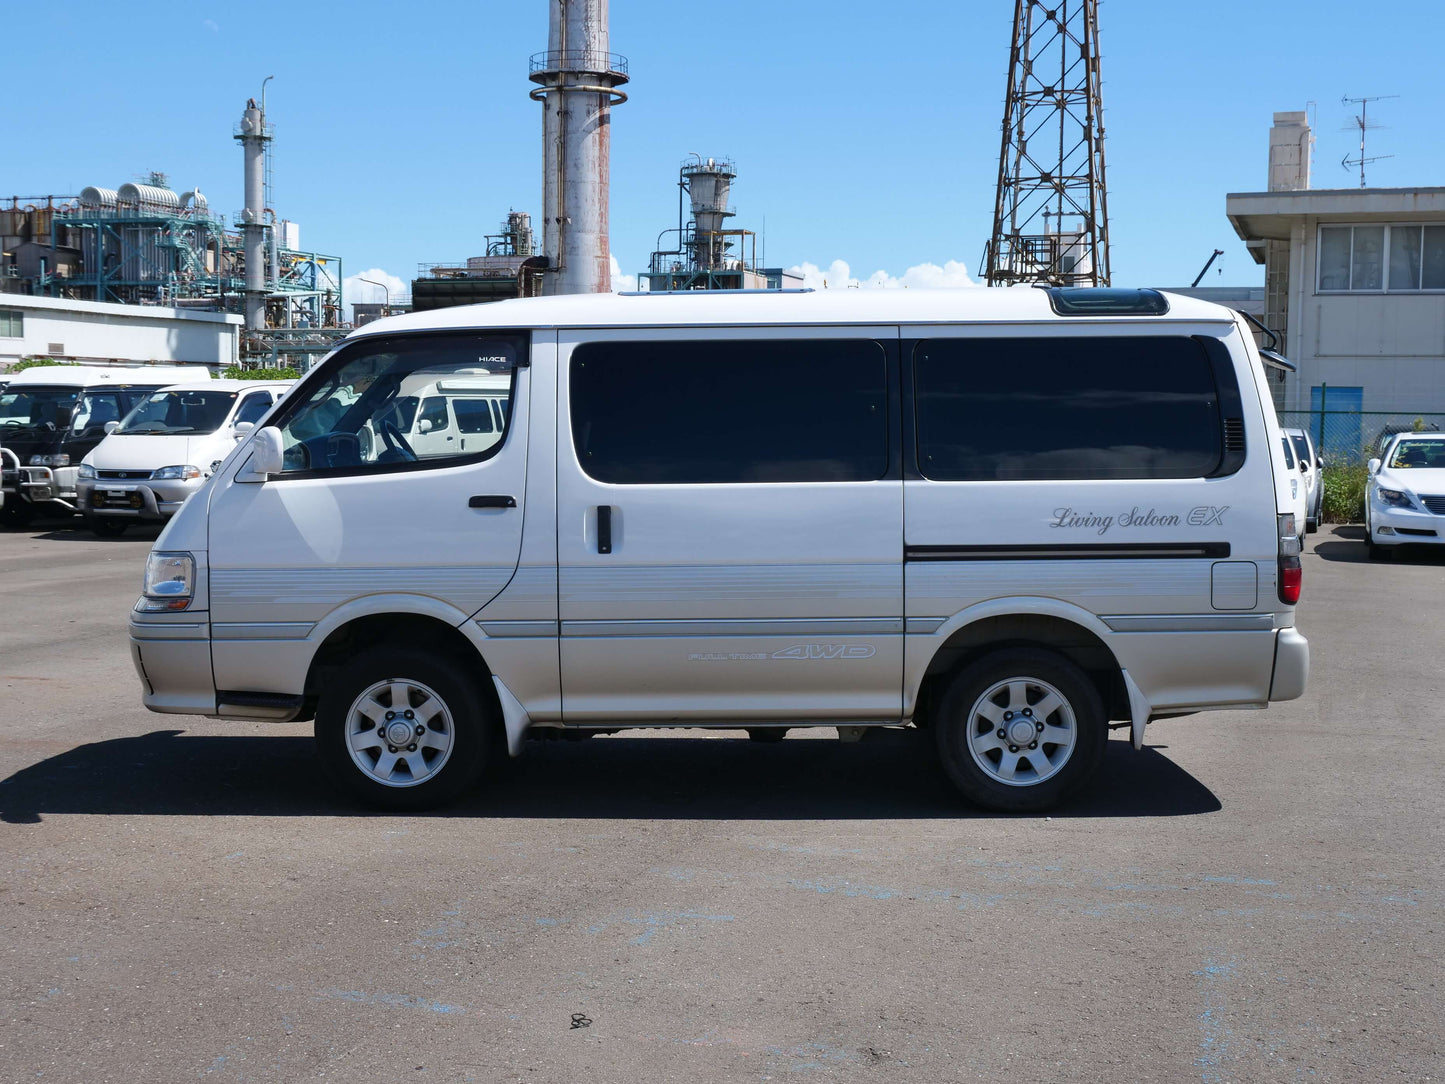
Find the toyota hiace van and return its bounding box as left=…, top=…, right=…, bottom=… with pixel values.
left=127, top=288, right=1309, bottom=812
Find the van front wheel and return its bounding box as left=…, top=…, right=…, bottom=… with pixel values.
left=934, top=648, right=1105, bottom=813
left=316, top=646, right=491, bottom=810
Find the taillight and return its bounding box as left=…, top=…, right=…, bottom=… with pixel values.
left=1278, top=513, right=1301, bottom=604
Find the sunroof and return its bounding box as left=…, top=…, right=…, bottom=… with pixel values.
left=1046, top=287, right=1170, bottom=316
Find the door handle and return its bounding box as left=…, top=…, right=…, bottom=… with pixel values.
left=597, top=504, right=612, bottom=554
left=468, top=495, right=516, bottom=508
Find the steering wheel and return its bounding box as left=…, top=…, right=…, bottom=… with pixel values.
left=380, top=419, right=418, bottom=462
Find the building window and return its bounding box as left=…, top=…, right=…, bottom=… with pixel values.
left=0, top=310, right=22, bottom=338
left=1318, top=224, right=1445, bottom=292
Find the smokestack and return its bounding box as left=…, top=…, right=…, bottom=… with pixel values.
left=530, top=1, right=628, bottom=294
left=235, top=96, right=271, bottom=331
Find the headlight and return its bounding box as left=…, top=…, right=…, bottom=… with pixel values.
left=138, top=551, right=195, bottom=612
left=1377, top=485, right=1414, bottom=509
left=150, top=464, right=203, bottom=481
left=27, top=454, right=69, bottom=467
left=78, top=463, right=96, bottom=480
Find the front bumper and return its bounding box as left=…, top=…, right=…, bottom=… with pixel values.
left=1369, top=498, right=1445, bottom=546
left=79, top=475, right=205, bottom=521
left=17, top=464, right=80, bottom=510
left=129, top=610, right=215, bottom=714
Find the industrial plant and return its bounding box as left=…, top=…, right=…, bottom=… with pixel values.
left=640, top=157, right=802, bottom=292
left=1, top=92, right=345, bottom=369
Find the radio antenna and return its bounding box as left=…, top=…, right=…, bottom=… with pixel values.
left=1340, top=94, right=1398, bottom=188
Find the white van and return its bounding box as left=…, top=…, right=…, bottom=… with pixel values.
left=127, top=288, right=1308, bottom=812
left=78, top=379, right=292, bottom=536
left=0, top=364, right=208, bottom=526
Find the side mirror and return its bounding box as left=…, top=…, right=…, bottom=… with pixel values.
left=418, top=419, right=433, bottom=434
left=236, top=425, right=284, bottom=483
left=1367, top=457, right=1381, bottom=475
left=233, top=421, right=255, bottom=439
left=103, top=420, right=120, bottom=435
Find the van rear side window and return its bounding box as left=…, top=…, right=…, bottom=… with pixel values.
left=914, top=337, right=1224, bottom=481
left=570, top=339, right=889, bottom=484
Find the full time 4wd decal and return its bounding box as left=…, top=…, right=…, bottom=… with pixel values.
left=687, top=644, right=878, bottom=662
left=1051, top=505, right=1228, bottom=536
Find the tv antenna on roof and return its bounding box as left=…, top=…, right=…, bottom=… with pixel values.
left=1341, top=94, right=1397, bottom=188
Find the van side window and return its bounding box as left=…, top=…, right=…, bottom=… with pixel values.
left=914, top=337, right=1224, bottom=481
left=234, top=392, right=273, bottom=426
left=270, top=333, right=521, bottom=476
left=454, top=399, right=495, bottom=434
left=570, top=339, right=889, bottom=484
left=419, top=396, right=450, bottom=432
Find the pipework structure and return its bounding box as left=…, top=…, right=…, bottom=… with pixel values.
left=529, top=0, right=628, bottom=294
left=982, top=0, right=1111, bottom=287
left=641, top=157, right=801, bottom=291
left=412, top=211, right=547, bottom=311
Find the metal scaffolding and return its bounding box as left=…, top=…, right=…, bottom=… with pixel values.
left=982, top=0, right=1111, bottom=287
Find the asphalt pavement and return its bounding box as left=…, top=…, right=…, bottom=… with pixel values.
left=1, top=520, right=1440, bottom=1082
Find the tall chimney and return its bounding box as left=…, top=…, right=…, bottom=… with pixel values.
left=530, top=1, right=629, bottom=294
left=235, top=97, right=271, bottom=331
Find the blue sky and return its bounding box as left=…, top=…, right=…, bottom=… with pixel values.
left=4, top=0, right=1442, bottom=305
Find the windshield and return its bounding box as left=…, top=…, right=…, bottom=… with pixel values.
left=68, top=390, right=126, bottom=436
left=1289, top=433, right=1311, bottom=465
left=0, top=387, right=78, bottom=430
left=116, top=390, right=238, bottom=435
left=1387, top=440, right=1445, bottom=469
left=1279, top=435, right=1295, bottom=469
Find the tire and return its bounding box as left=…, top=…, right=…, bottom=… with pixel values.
left=87, top=516, right=128, bottom=538
left=746, top=728, right=788, bottom=743
left=1, top=500, right=33, bottom=530
left=933, top=648, right=1106, bottom=813
left=315, top=645, right=493, bottom=810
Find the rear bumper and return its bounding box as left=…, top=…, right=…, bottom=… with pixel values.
left=1269, top=627, right=1309, bottom=701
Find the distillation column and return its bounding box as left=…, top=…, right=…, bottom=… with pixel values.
left=235, top=98, right=271, bottom=330
left=530, top=0, right=628, bottom=294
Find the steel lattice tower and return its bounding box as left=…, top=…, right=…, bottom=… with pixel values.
left=982, top=0, right=1110, bottom=287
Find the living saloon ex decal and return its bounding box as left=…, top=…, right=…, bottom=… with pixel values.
left=1051, top=506, right=1229, bottom=536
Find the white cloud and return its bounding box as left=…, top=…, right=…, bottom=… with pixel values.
left=343, top=268, right=409, bottom=322
left=609, top=254, right=637, bottom=293
left=786, top=258, right=980, bottom=290
left=202, top=18, right=219, bottom=32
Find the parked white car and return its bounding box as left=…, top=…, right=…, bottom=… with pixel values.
left=1365, top=432, right=1445, bottom=559
left=77, top=379, right=292, bottom=536
left=1283, top=427, right=1322, bottom=532
left=1278, top=433, right=1308, bottom=541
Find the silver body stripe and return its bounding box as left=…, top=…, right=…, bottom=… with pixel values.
left=1101, top=614, right=1276, bottom=633
left=559, top=617, right=904, bottom=638
left=212, top=622, right=316, bottom=641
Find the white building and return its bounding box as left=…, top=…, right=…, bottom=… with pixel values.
left=0, top=294, right=242, bottom=371
left=1226, top=111, right=1445, bottom=437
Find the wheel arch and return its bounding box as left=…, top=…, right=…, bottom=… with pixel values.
left=301, top=597, right=501, bottom=726
left=912, top=599, right=1127, bottom=730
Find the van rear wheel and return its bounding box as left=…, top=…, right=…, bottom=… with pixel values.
left=934, top=648, right=1105, bottom=813
left=315, top=646, right=492, bottom=810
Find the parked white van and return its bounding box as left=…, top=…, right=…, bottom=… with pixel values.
left=128, top=288, right=1308, bottom=812
left=78, top=379, right=292, bottom=536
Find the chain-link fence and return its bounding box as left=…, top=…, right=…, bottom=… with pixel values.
left=1276, top=411, right=1445, bottom=466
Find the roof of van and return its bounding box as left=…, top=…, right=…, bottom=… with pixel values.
left=150, top=379, right=293, bottom=393
left=2, top=364, right=211, bottom=388
left=351, top=287, right=1241, bottom=338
